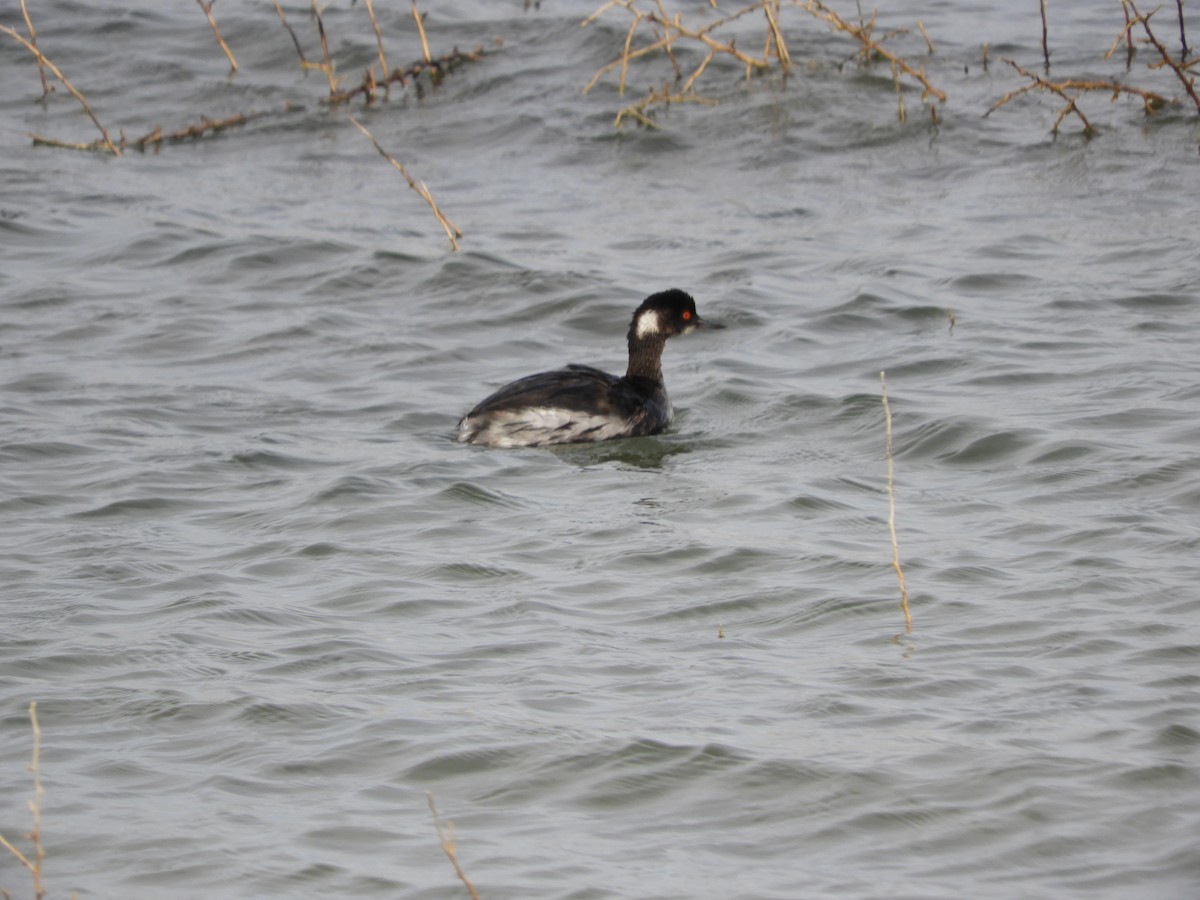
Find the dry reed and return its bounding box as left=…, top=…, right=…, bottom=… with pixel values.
left=18, top=0, right=50, bottom=97
left=1040, top=0, right=1050, bottom=69
left=271, top=0, right=312, bottom=68
left=0, top=702, right=45, bottom=900
left=348, top=116, right=462, bottom=251
left=426, top=792, right=480, bottom=900
left=412, top=1, right=433, bottom=64
left=1120, top=0, right=1200, bottom=114
left=879, top=372, right=912, bottom=634
left=986, top=58, right=1170, bottom=135
left=0, top=22, right=120, bottom=155
left=364, top=0, right=390, bottom=91
left=196, top=0, right=238, bottom=74
left=802, top=1, right=946, bottom=104
left=582, top=0, right=788, bottom=124
left=311, top=0, right=341, bottom=94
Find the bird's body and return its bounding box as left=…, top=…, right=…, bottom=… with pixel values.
left=456, top=289, right=718, bottom=448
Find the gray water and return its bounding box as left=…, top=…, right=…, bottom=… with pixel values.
left=2, top=1, right=1200, bottom=897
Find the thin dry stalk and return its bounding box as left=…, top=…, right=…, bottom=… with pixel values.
left=426, top=792, right=479, bottom=900
left=327, top=46, right=483, bottom=104
left=1176, top=0, right=1189, bottom=59
left=879, top=373, right=912, bottom=634
left=802, top=1, right=946, bottom=103
left=614, top=82, right=718, bottom=126
left=412, top=1, right=432, bottom=63
left=271, top=0, right=312, bottom=67
left=1040, top=0, right=1050, bottom=69
left=762, top=0, right=791, bottom=73
left=1124, top=0, right=1200, bottom=113
left=987, top=58, right=1126, bottom=134
left=311, top=0, right=342, bottom=93
left=364, top=0, right=390, bottom=88
left=19, top=0, right=50, bottom=97
left=891, top=61, right=906, bottom=121
left=583, top=0, right=777, bottom=101
left=0, top=23, right=120, bottom=155
left=196, top=0, right=238, bottom=74
left=917, top=19, right=935, bottom=54
left=982, top=41, right=989, bottom=71
left=348, top=116, right=462, bottom=251
left=0, top=703, right=45, bottom=900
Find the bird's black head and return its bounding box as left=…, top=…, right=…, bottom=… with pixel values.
left=627, top=289, right=717, bottom=346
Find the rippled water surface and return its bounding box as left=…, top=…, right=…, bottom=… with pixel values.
left=3, top=1, right=1200, bottom=897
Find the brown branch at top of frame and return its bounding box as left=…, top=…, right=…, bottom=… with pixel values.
left=348, top=116, right=462, bottom=251
left=1123, top=0, right=1200, bottom=113
left=196, top=0, right=238, bottom=74
left=802, top=1, right=946, bottom=103
left=0, top=23, right=121, bottom=155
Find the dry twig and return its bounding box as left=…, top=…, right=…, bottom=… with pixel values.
left=879, top=373, right=912, bottom=634
left=196, top=0, right=238, bottom=74
left=426, top=792, right=480, bottom=900
left=1123, top=0, right=1200, bottom=113
left=364, top=0, right=390, bottom=91
left=0, top=23, right=120, bottom=155
left=271, top=0, right=312, bottom=67
left=1040, top=0, right=1050, bottom=69
left=615, top=82, right=718, bottom=127
left=349, top=116, right=462, bottom=251
left=412, top=1, right=432, bottom=63
left=802, top=1, right=946, bottom=103
left=19, top=0, right=50, bottom=97
left=0, top=703, right=45, bottom=900
left=987, top=56, right=1170, bottom=135
left=311, top=0, right=341, bottom=93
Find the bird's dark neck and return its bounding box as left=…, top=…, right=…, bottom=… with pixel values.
left=625, top=335, right=666, bottom=382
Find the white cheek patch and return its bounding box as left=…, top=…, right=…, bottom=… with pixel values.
left=635, top=309, right=663, bottom=339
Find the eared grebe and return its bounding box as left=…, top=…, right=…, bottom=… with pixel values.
left=456, top=289, right=720, bottom=448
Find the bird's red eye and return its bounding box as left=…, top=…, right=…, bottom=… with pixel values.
left=682, top=311, right=692, bottom=321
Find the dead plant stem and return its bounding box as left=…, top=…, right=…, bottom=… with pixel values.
left=0, top=23, right=120, bottom=155
left=196, top=0, right=238, bottom=74
left=19, top=0, right=50, bottom=97
left=880, top=373, right=912, bottom=634
left=426, top=792, right=479, bottom=900
left=348, top=117, right=462, bottom=251
left=0, top=702, right=45, bottom=900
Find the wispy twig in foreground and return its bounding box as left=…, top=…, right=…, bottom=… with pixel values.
left=880, top=371, right=912, bottom=633
left=427, top=792, right=480, bottom=900
left=0, top=702, right=45, bottom=900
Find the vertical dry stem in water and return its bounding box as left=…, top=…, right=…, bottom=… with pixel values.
left=348, top=117, right=462, bottom=250
left=1040, top=0, right=1050, bottom=69
left=880, top=372, right=912, bottom=633
left=0, top=702, right=45, bottom=900
left=426, top=792, right=480, bottom=900
left=364, top=0, right=390, bottom=85
left=196, top=0, right=238, bottom=73
left=19, top=0, right=50, bottom=96
left=412, top=1, right=432, bottom=63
